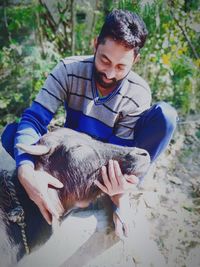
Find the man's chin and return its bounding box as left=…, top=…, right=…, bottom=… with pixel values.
left=97, top=79, right=118, bottom=89
left=99, top=82, right=116, bottom=89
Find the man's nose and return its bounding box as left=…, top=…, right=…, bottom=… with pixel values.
left=105, top=68, right=116, bottom=79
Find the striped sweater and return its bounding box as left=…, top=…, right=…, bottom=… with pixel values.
left=14, top=55, right=152, bottom=167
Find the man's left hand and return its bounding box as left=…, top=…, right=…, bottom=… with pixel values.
left=94, top=160, right=139, bottom=196
left=94, top=161, right=138, bottom=239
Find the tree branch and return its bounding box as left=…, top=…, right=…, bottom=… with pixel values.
left=3, top=0, right=12, bottom=42
left=170, top=9, right=199, bottom=60
left=35, top=1, right=45, bottom=58
left=71, top=0, right=75, bottom=55
left=39, top=0, right=58, bottom=32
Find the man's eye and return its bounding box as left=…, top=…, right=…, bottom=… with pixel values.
left=101, top=59, right=109, bottom=65
left=117, top=66, right=125, bottom=71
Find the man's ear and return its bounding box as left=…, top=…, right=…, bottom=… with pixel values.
left=94, top=37, right=98, bottom=53
left=133, top=53, right=140, bottom=64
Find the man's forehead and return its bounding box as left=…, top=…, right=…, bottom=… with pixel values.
left=97, top=40, right=135, bottom=64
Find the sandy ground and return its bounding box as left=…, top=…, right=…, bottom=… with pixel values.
left=0, top=121, right=200, bottom=267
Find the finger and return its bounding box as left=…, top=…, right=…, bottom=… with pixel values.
left=47, top=200, right=62, bottom=219
left=108, top=160, right=119, bottom=187
left=94, top=180, right=108, bottom=194
left=125, top=175, right=139, bottom=184
left=38, top=203, right=52, bottom=225
left=48, top=187, right=64, bottom=216
left=113, top=160, right=125, bottom=186
left=46, top=174, right=64, bottom=188
left=43, top=191, right=61, bottom=219
left=101, top=166, right=112, bottom=191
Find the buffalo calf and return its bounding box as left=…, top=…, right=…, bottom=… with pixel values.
left=0, top=127, right=150, bottom=266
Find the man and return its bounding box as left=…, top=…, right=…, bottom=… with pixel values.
left=2, top=9, right=177, bottom=238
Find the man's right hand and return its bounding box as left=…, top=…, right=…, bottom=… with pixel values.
left=18, top=164, right=64, bottom=224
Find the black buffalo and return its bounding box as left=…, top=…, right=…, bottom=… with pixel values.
left=0, top=128, right=150, bottom=266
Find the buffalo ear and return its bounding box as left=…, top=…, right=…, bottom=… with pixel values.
left=16, top=143, right=50, bottom=155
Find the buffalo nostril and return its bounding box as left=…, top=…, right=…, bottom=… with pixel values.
left=136, top=152, right=148, bottom=156
left=141, top=152, right=148, bottom=156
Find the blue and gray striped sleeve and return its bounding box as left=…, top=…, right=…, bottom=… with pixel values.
left=14, top=102, right=54, bottom=167
left=14, top=61, right=69, bottom=167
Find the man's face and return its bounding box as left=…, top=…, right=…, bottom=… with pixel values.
left=94, top=37, right=137, bottom=90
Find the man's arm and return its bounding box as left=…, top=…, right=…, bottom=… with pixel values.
left=14, top=102, right=54, bottom=167
left=15, top=61, right=68, bottom=223
left=15, top=102, right=64, bottom=224
left=15, top=60, right=68, bottom=167
left=95, top=160, right=139, bottom=238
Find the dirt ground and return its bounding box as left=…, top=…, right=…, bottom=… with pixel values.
left=139, top=118, right=200, bottom=267
left=0, top=118, right=200, bottom=267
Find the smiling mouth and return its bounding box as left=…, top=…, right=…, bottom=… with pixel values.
left=102, top=76, right=114, bottom=83
left=101, top=74, right=116, bottom=83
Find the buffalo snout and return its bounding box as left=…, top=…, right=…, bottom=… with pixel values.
left=119, top=147, right=150, bottom=178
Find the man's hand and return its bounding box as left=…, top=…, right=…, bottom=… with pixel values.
left=94, top=160, right=139, bottom=196
left=18, top=164, right=64, bottom=224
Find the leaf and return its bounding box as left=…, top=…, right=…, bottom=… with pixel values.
left=0, top=100, right=7, bottom=109
left=183, top=206, right=193, bottom=212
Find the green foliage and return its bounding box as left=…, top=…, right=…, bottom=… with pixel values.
left=132, top=0, right=200, bottom=114
left=118, top=0, right=141, bottom=13
left=0, top=41, right=60, bottom=130
left=0, top=5, right=35, bottom=47
left=8, top=7, right=35, bottom=31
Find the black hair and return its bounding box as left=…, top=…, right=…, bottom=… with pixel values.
left=98, top=9, right=148, bottom=54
